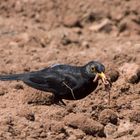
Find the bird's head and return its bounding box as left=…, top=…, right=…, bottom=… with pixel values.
left=84, top=61, right=108, bottom=84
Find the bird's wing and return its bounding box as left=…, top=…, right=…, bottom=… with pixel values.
left=23, top=72, right=62, bottom=92
left=24, top=71, right=81, bottom=95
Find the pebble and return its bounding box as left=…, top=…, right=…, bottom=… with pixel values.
left=99, top=109, right=118, bottom=125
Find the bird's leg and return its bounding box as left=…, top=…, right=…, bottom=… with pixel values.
left=59, top=99, right=66, bottom=106
left=62, top=82, right=76, bottom=100
left=53, top=95, right=66, bottom=106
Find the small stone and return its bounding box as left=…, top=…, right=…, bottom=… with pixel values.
left=129, top=75, right=139, bottom=84
left=137, top=69, right=140, bottom=78
left=108, top=70, right=119, bottom=82
left=67, top=135, right=77, bottom=140
left=65, top=126, right=85, bottom=139
left=89, top=19, right=112, bottom=33
left=9, top=41, right=19, bottom=48
left=113, top=120, right=133, bottom=138
left=74, top=129, right=85, bottom=139
left=83, top=135, right=94, bottom=140
left=14, top=83, right=24, bottom=90
left=120, top=84, right=130, bottom=92
left=99, top=109, right=118, bottom=125
left=61, top=33, right=79, bottom=45
left=0, top=90, right=6, bottom=96
left=131, top=99, right=140, bottom=110
left=82, top=41, right=90, bottom=48
left=18, top=108, right=35, bottom=121
left=63, top=14, right=81, bottom=27
left=50, top=121, right=65, bottom=133
left=55, top=133, right=66, bottom=140
left=133, top=126, right=140, bottom=137
left=15, top=1, right=23, bottom=12
left=40, top=132, right=47, bottom=138
left=104, top=123, right=117, bottom=138
left=129, top=110, right=140, bottom=123
left=19, top=33, right=30, bottom=43
left=26, top=113, right=35, bottom=121
left=118, top=22, right=127, bottom=33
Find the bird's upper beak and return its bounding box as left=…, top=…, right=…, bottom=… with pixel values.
left=98, top=72, right=106, bottom=80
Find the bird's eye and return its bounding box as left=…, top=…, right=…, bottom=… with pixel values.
left=91, top=66, right=96, bottom=72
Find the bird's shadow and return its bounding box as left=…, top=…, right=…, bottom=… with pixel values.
left=26, top=94, right=67, bottom=108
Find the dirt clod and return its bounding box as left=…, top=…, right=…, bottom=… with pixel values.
left=64, top=113, right=104, bottom=136
left=129, top=110, right=140, bottom=123
left=104, top=123, right=117, bottom=137
left=108, top=70, right=120, bottom=83
left=99, top=109, right=118, bottom=125
left=63, top=14, right=81, bottom=28
left=119, top=63, right=140, bottom=84
left=132, top=126, right=140, bottom=137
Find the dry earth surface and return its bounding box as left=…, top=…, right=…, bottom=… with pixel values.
left=0, top=0, right=140, bottom=140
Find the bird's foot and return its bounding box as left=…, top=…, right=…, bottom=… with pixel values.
left=53, top=97, right=66, bottom=107
left=59, top=99, right=66, bottom=106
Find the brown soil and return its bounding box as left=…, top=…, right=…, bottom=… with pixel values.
left=0, top=0, right=140, bottom=140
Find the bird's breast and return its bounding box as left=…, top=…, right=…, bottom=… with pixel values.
left=62, top=80, right=98, bottom=100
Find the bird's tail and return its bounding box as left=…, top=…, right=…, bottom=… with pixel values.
left=0, top=73, right=27, bottom=81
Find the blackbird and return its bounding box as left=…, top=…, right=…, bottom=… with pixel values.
left=0, top=61, right=109, bottom=105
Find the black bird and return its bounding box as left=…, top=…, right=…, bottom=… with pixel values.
left=0, top=61, right=109, bottom=105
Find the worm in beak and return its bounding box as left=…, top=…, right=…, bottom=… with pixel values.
left=98, top=72, right=108, bottom=84
left=94, top=72, right=112, bottom=106
left=93, top=72, right=111, bottom=89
